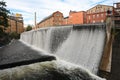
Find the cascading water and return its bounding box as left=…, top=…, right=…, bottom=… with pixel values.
left=55, top=25, right=106, bottom=74
left=0, top=24, right=105, bottom=80
left=21, top=24, right=106, bottom=74
left=21, top=26, right=72, bottom=53
left=0, top=40, right=105, bottom=80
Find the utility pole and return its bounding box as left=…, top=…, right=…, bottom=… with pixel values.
left=15, top=17, right=18, bottom=33
left=34, top=12, right=37, bottom=29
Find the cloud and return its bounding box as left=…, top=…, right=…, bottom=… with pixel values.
left=4, top=0, right=117, bottom=27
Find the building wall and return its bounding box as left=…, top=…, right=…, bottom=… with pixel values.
left=68, top=11, right=86, bottom=25
left=114, top=2, right=120, bottom=15
left=37, top=11, right=63, bottom=28
left=6, top=14, right=24, bottom=34
left=17, top=21, right=24, bottom=33
left=116, top=2, right=120, bottom=8
left=53, top=12, right=63, bottom=26
left=62, top=17, right=69, bottom=25
left=37, top=4, right=115, bottom=27
left=9, top=19, right=16, bottom=32
left=87, top=5, right=113, bottom=24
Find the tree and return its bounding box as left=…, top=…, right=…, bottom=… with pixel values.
left=26, top=25, right=32, bottom=31
left=0, top=0, right=9, bottom=29
left=0, top=1, right=10, bottom=46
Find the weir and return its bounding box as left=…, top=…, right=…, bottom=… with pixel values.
left=0, top=24, right=106, bottom=80
left=21, top=24, right=106, bottom=74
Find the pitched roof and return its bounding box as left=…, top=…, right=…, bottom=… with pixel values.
left=38, top=11, right=62, bottom=24
left=87, top=4, right=113, bottom=11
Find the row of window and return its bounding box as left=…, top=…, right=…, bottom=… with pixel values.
left=87, top=7, right=113, bottom=14
left=92, top=20, right=104, bottom=23
left=88, top=13, right=106, bottom=19
left=87, top=19, right=104, bottom=23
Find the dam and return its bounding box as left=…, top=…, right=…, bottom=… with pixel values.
left=21, top=24, right=106, bottom=74
left=0, top=24, right=107, bottom=80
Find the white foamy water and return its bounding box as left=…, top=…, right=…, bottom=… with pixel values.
left=20, top=25, right=106, bottom=74
left=0, top=60, right=105, bottom=80
left=55, top=26, right=105, bottom=74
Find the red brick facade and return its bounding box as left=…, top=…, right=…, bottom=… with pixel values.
left=6, top=14, right=24, bottom=34
left=86, top=5, right=113, bottom=24
left=62, top=17, right=69, bottom=25
left=36, top=4, right=118, bottom=28
left=0, top=14, right=24, bottom=34
left=37, top=11, right=63, bottom=28
left=68, top=11, right=86, bottom=25
left=62, top=11, right=86, bottom=25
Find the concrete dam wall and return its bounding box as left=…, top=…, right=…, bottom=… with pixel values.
left=20, top=24, right=106, bottom=74
left=0, top=24, right=107, bottom=80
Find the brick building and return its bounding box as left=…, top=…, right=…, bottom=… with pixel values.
left=68, top=11, right=86, bottom=25
left=113, top=2, right=120, bottom=28
left=6, top=13, right=24, bottom=34
left=37, top=4, right=117, bottom=28
left=113, top=2, right=120, bottom=15
left=62, top=11, right=86, bottom=25
left=37, top=11, right=63, bottom=28
left=86, top=4, right=113, bottom=24
left=63, top=17, right=69, bottom=25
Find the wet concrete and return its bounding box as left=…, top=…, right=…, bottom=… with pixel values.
left=110, top=29, right=120, bottom=80
left=0, top=40, right=56, bottom=69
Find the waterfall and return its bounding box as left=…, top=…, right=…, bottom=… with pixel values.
left=55, top=25, right=106, bottom=74
left=20, top=24, right=106, bottom=74
left=21, top=26, right=72, bottom=53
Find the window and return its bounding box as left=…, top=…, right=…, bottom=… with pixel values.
left=110, top=7, right=113, bottom=11
left=70, top=16, right=72, bottom=17
left=101, top=14, right=103, bottom=17
left=97, top=14, right=99, bottom=18
left=56, top=14, right=60, bottom=16
left=93, top=20, right=95, bottom=23
left=93, top=15, right=95, bottom=19
left=89, top=16, right=90, bottom=20
left=101, top=9, right=104, bottom=12
left=101, top=20, right=104, bottom=22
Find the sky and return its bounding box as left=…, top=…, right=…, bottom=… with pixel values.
left=4, top=0, right=118, bottom=27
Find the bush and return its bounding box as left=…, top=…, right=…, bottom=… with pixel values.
left=9, top=32, right=20, bottom=39
left=26, top=25, right=32, bottom=31
left=0, top=28, right=10, bottom=47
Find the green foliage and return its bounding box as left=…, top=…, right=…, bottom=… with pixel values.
left=0, top=1, right=10, bottom=46
left=0, top=1, right=9, bottom=46
left=26, top=25, right=32, bottom=31
left=0, top=0, right=10, bottom=28
left=0, top=27, right=10, bottom=46
left=9, top=32, right=20, bottom=39
left=0, top=31, right=20, bottom=47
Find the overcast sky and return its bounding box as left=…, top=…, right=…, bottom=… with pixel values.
left=4, top=0, right=118, bottom=27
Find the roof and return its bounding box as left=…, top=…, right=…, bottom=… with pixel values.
left=38, top=14, right=53, bottom=24
left=9, top=16, right=23, bottom=22
left=38, top=11, right=62, bottom=24
left=87, top=4, right=113, bottom=11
